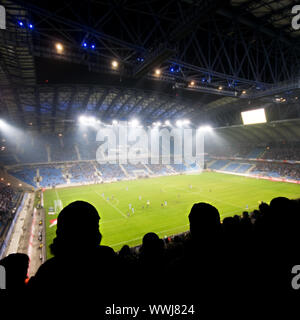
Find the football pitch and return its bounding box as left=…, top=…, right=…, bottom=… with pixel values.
left=44, top=172, right=300, bottom=258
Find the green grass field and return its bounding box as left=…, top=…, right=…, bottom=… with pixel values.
left=44, top=172, right=300, bottom=258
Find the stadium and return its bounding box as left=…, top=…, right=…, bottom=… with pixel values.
left=0, top=0, right=299, bottom=312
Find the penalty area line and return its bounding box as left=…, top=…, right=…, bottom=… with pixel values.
left=95, top=191, right=127, bottom=219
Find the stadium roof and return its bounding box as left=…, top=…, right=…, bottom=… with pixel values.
left=214, top=118, right=300, bottom=143
left=1, top=0, right=300, bottom=133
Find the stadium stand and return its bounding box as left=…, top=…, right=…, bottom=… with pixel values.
left=246, top=147, right=265, bottom=159
left=2, top=140, right=299, bottom=189
left=96, top=164, right=126, bottom=181
left=0, top=183, right=22, bottom=253
left=251, top=163, right=300, bottom=180
left=9, top=168, right=37, bottom=187
left=209, top=160, right=229, bottom=170
left=38, top=166, right=66, bottom=187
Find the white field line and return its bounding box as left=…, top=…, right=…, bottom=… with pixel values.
left=55, top=189, right=63, bottom=210
left=109, top=224, right=190, bottom=247
left=108, top=204, right=257, bottom=248
left=95, top=191, right=127, bottom=219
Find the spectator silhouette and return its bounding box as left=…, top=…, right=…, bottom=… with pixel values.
left=0, top=253, right=29, bottom=290
left=167, top=203, right=223, bottom=301
left=188, top=202, right=221, bottom=242
left=137, top=232, right=166, bottom=301
left=139, top=232, right=165, bottom=265
left=28, top=201, right=116, bottom=301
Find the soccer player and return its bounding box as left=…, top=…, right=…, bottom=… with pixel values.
left=132, top=207, right=134, bottom=214
left=146, top=200, right=150, bottom=207
left=139, top=195, right=142, bottom=201
left=129, top=203, right=132, bottom=209
left=164, top=200, right=167, bottom=207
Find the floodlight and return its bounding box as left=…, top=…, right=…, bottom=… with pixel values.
left=112, top=60, right=119, bottom=69
left=198, top=125, right=213, bottom=132
left=176, top=120, right=183, bottom=127
left=78, top=115, right=86, bottom=124
left=183, top=119, right=190, bottom=125
left=78, top=115, right=98, bottom=126
left=130, top=119, right=139, bottom=127
left=112, top=120, right=118, bottom=125
left=55, top=43, right=63, bottom=53
left=153, top=121, right=161, bottom=127
left=155, top=68, right=161, bottom=76
left=165, top=120, right=170, bottom=126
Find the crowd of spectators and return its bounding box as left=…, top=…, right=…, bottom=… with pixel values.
left=0, top=183, right=16, bottom=213
left=1, top=197, right=299, bottom=313
left=38, top=165, right=66, bottom=187
left=68, top=162, right=99, bottom=183
left=261, top=143, right=300, bottom=161
left=147, top=164, right=172, bottom=175
left=0, top=183, right=19, bottom=243
left=252, top=162, right=300, bottom=180
left=96, top=163, right=125, bottom=180
left=207, top=144, right=257, bottom=158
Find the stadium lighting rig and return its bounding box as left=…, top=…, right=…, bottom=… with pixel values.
left=129, top=119, right=139, bottom=127
left=17, top=21, right=34, bottom=29
left=176, top=120, right=183, bottom=127
left=78, top=115, right=100, bottom=126
left=152, top=121, right=161, bottom=127
left=176, top=119, right=190, bottom=127
left=198, top=125, right=213, bottom=133
left=164, top=120, right=171, bottom=126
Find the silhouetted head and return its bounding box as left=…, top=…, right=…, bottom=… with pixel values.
left=188, top=202, right=221, bottom=239
left=0, top=253, right=29, bottom=289
left=140, top=232, right=164, bottom=257
left=50, top=201, right=102, bottom=256
left=269, top=197, right=291, bottom=215
left=269, top=197, right=299, bottom=235
left=119, top=245, right=131, bottom=258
